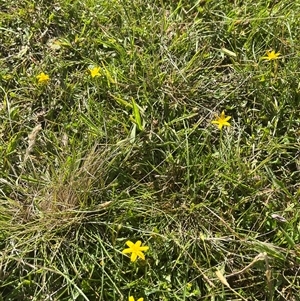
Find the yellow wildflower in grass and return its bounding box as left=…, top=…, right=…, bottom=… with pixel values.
left=36, top=72, right=50, bottom=84
left=129, top=297, right=143, bottom=301
left=89, top=66, right=101, bottom=78
left=122, top=240, right=149, bottom=262
left=211, top=111, right=231, bottom=130
left=261, top=50, right=281, bottom=61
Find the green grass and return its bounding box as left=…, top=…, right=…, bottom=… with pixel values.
left=1, top=0, right=300, bottom=300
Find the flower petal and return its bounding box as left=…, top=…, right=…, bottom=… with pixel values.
left=138, top=246, right=149, bottom=251
left=130, top=252, right=138, bottom=262
left=136, top=251, right=145, bottom=260
left=137, top=298, right=144, bottom=301
left=125, top=241, right=134, bottom=247
left=122, top=248, right=132, bottom=254
left=223, top=122, right=230, bottom=127
left=135, top=241, right=142, bottom=247
left=129, top=296, right=135, bottom=301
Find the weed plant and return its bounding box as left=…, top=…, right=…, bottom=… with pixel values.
left=0, top=0, right=300, bottom=300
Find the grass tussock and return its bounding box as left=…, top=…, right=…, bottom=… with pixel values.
left=1, top=0, right=300, bottom=300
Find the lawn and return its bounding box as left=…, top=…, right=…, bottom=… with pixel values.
left=0, top=0, right=300, bottom=300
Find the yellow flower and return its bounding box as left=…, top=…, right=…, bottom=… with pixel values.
left=211, top=111, right=231, bottom=130
left=129, top=297, right=143, bottom=301
left=89, top=66, right=101, bottom=78
left=122, top=240, right=149, bottom=262
left=36, top=72, right=50, bottom=83
left=261, top=50, right=281, bottom=61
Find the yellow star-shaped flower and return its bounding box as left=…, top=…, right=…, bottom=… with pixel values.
left=36, top=72, right=50, bottom=83
left=211, top=111, right=231, bottom=130
left=122, top=240, right=149, bottom=262
left=261, top=50, right=281, bottom=61
left=129, top=296, right=144, bottom=301
left=89, top=66, right=101, bottom=78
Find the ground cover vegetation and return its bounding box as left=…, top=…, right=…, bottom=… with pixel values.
left=0, top=0, right=300, bottom=300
